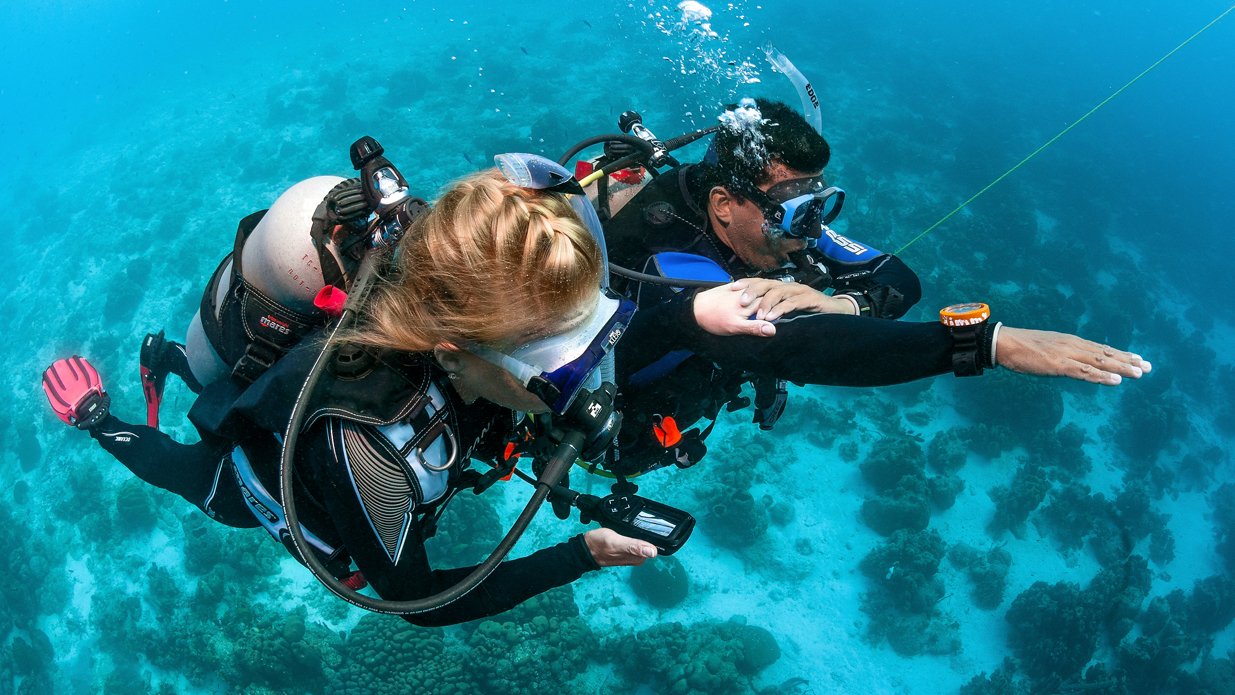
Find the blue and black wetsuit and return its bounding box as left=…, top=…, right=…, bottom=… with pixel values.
left=89, top=343, right=598, bottom=627
left=603, top=164, right=960, bottom=472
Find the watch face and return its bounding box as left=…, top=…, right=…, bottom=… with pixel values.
left=940, top=302, right=990, bottom=327
left=945, top=302, right=984, bottom=314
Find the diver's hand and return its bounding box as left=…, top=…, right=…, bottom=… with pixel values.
left=735, top=278, right=858, bottom=322
left=692, top=282, right=777, bottom=337
left=995, top=326, right=1153, bottom=385
left=584, top=528, right=657, bottom=567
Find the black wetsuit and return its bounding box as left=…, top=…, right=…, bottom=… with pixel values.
left=603, top=164, right=964, bottom=470
left=90, top=343, right=598, bottom=627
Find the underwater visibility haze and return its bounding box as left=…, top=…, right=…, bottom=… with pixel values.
left=2, top=1, right=1234, bottom=693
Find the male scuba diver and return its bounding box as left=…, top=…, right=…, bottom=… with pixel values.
left=600, top=98, right=923, bottom=474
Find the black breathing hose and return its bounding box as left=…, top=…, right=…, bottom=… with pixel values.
left=278, top=250, right=588, bottom=615
left=556, top=133, right=653, bottom=168
left=608, top=263, right=725, bottom=289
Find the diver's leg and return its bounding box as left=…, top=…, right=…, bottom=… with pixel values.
left=140, top=330, right=205, bottom=430
left=45, top=355, right=254, bottom=526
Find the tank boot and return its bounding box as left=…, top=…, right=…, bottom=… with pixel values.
left=42, top=356, right=111, bottom=430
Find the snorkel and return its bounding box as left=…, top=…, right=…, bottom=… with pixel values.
left=763, top=44, right=824, bottom=136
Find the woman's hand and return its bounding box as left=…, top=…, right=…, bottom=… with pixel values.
left=692, top=279, right=856, bottom=337
left=995, top=326, right=1153, bottom=385
left=584, top=528, right=658, bottom=567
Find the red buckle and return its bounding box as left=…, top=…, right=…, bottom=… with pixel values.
left=652, top=415, right=682, bottom=448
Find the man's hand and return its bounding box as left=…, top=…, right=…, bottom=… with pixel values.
left=996, top=327, right=1153, bottom=385
left=692, top=279, right=858, bottom=337
left=735, top=278, right=858, bottom=321
left=584, top=528, right=658, bottom=567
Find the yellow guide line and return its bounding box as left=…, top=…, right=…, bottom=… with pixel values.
left=895, top=5, right=1235, bottom=255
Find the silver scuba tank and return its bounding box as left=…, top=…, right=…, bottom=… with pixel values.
left=185, top=176, right=349, bottom=387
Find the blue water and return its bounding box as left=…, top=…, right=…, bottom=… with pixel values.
left=3, top=2, right=1233, bottom=693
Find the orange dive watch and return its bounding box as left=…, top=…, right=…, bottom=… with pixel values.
left=940, top=303, right=995, bottom=376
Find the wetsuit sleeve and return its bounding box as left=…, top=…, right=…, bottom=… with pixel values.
left=298, top=421, right=599, bottom=627
left=622, top=293, right=954, bottom=387
left=808, top=230, right=921, bottom=318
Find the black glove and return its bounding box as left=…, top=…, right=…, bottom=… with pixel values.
left=325, top=178, right=370, bottom=228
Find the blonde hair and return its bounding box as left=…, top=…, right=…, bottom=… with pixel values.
left=353, top=168, right=602, bottom=353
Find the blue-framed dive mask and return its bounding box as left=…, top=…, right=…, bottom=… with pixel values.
left=468, top=289, right=636, bottom=415
left=743, top=175, right=845, bottom=241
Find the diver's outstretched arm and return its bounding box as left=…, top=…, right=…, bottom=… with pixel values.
left=649, top=283, right=1151, bottom=388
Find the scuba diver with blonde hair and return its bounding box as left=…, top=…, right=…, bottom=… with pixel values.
left=42, top=142, right=662, bottom=625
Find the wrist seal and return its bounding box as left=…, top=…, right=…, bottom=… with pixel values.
left=840, top=291, right=872, bottom=317
left=940, top=303, right=994, bottom=377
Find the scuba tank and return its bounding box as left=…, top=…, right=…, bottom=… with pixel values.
left=185, top=176, right=367, bottom=387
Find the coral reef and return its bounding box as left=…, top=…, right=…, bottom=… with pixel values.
left=926, top=429, right=967, bottom=475
left=861, top=475, right=930, bottom=536
left=1004, top=557, right=1152, bottom=686
left=1210, top=482, right=1235, bottom=575
left=987, top=461, right=1050, bottom=538
left=425, top=489, right=504, bottom=568
left=333, top=613, right=456, bottom=693
left=954, top=423, right=1015, bottom=460
left=630, top=555, right=690, bottom=609
left=858, top=529, right=959, bottom=656
left=1036, top=483, right=1113, bottom=554
left=952, top=369, right=1064, bottom=443
left=1110, top=386, right=1190, bottom=464
left=458, top=587, right=595, bottom=693
left=114, top=478, right=158, bottom=534
left=610, top=617, right=783, bottom=694
left=1005, top=580, right=1100, bottom=681
left=702, top=489, right=769, bottom=549
left=1026, top=422, right=1090, bottom=484
left=696, top=430, right=784, bottom=550
left=958, top=659, right=1028, bottom=695
left=1086, top=556, right=1152, bottom=643
left=947, top=543, right=1012, bottom=610
left=857, top=430, right=960, bottom=536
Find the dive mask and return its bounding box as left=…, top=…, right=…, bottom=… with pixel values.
left=744, top=175, right=845, bottom=241
left=469, top=288, right=635, bottom=415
